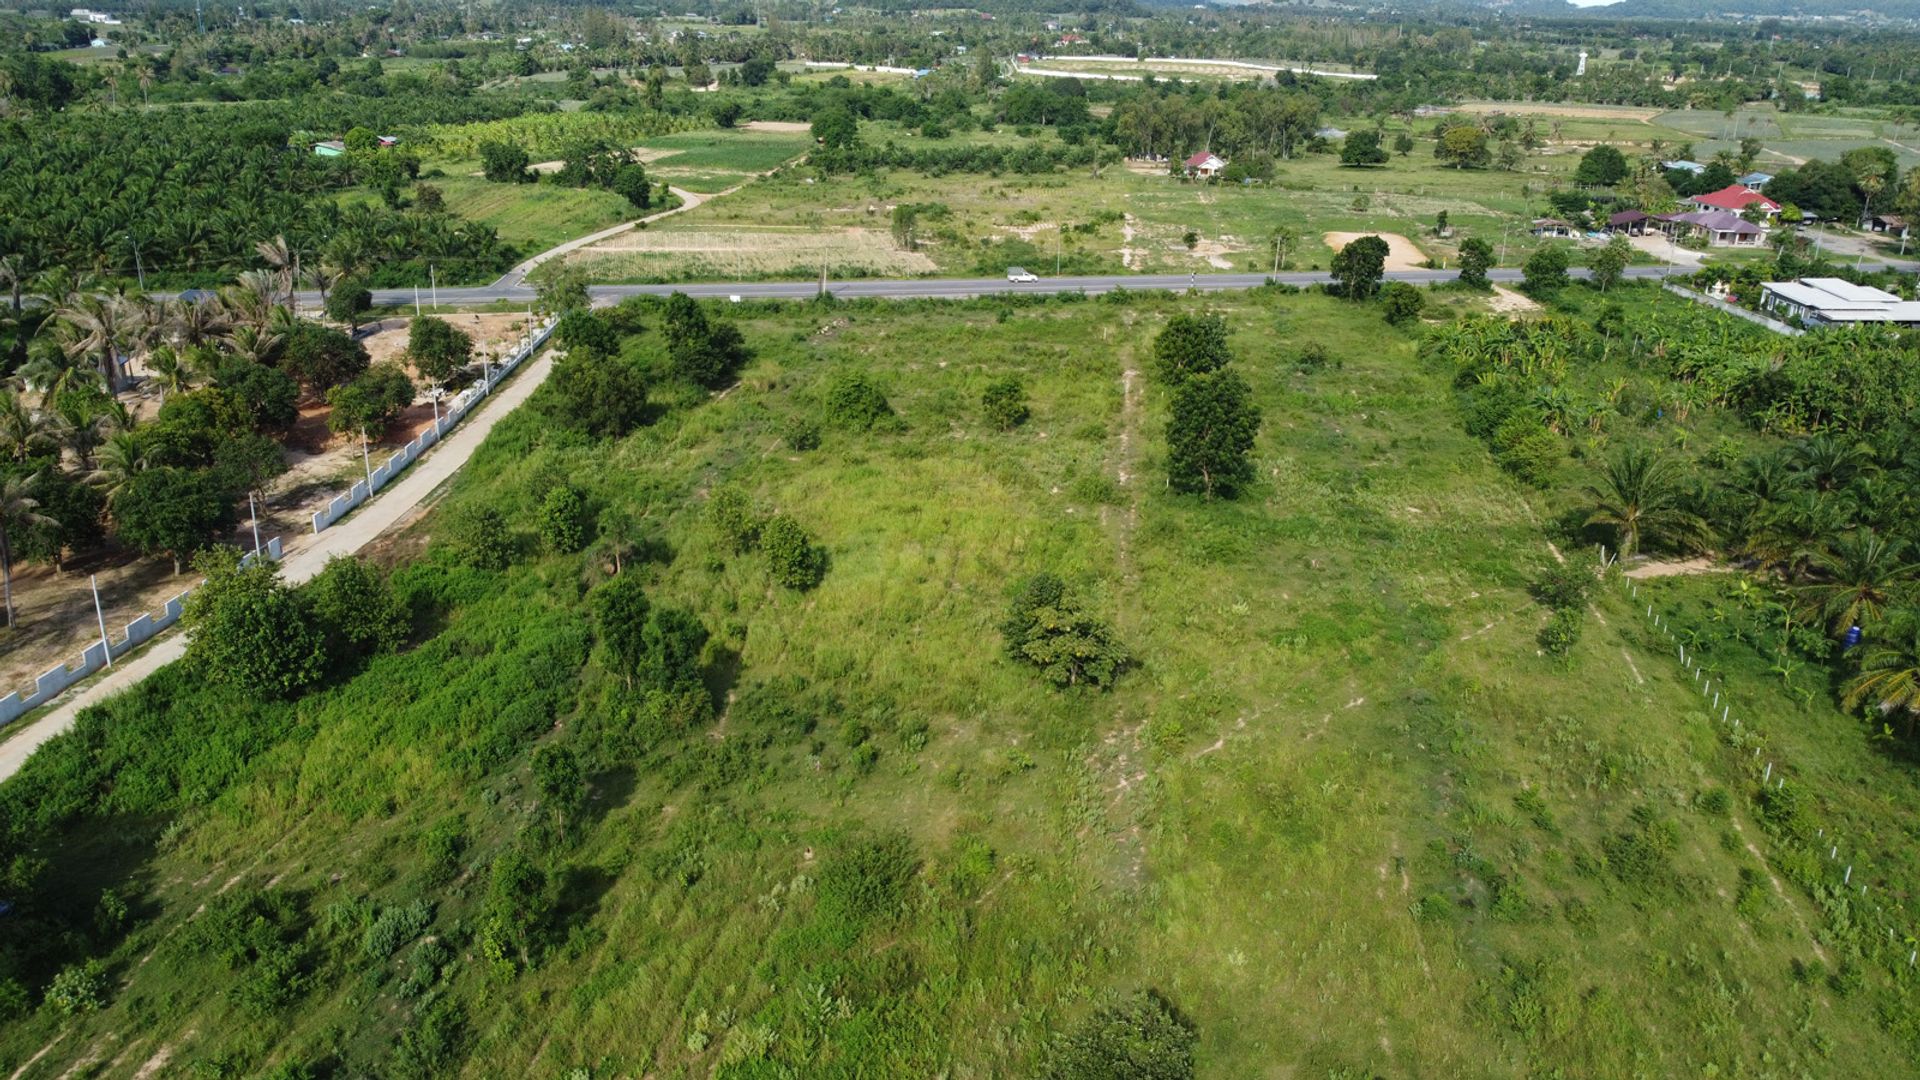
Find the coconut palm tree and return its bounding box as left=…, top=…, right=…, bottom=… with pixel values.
left=0, top=391, right=55, bottom=463
left=1799, top=530, right=1919, bottom=636
left=255, top=234, right=299, bottom=308
left=89, top=430, right=147, bottom=503
left=1844, top=612, right=1920, bottom=732
left=147, top=346, right=195, bottom=401
left=54, top=293, right=136, bottom=393
left=0, top=471, right=54, bottom=629
left=170, top=295, right=229, bottom=350
left=1583, top=446, right=1712, bottom=560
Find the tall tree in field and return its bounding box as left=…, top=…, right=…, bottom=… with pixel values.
left=1436, top=124, right=1490, bottom=169
left=1151, top=313, right=1232, bottom=384
left=1330, top=236, right=1388, bottom=299
left=1457, top=237, right=1494, bottom=289
left=1583, top=447, right=1709, bottom=559
left=1166, top=370, right=1260, bottom=498
left=1587, top=235, right=1632, bottom=292
left=0, top=471, right=54, bottom=628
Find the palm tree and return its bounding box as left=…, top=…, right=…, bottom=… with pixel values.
left=255, top=234, right=298, bottom=308
left=1799, top=530, right=1918, bottom=636
left=1583, top=446, right=1711, bottom=560
left=1789, top=434, right=1875, bottom=493
left=89, top=430, right=146, bottom=503
left=1844, top=612, right=1920, bottom=732
left=148, top=347, right=195, bottom=400
left=0, top=471, right=55, bottom=629
left=55, top=293, right=136, bottom=393
left=170, top=295, right=228, bottom=350
left=0, top=391, right=55, bottom=463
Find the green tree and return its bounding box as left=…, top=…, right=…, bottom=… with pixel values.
left=183, top=548, right=326, bottom=698
left=544, top=352, right=649, bottom=438
left=407, top=317, right=472, bottom=385
left=1046, top=991, right=1197, bottom=1080
left=1573, top=145, right=1629, bottom=187
left=762, top=515, right=826, bottom=590
left=538, top=485, right=590, bottom=553
left=534, top=263, right=591, bottom=315
left=811, top=109, right=859, bottom=150
left=531, top=744, right=585, bottom=828
left=824, top=370, right=892, bottom=431
left=1521, top=245, right=1570, bottom=295
left=0, top=471, right=54, bottom=627
left=479, top=848, right=551, bottom=970
left=611, top=164, right=653, bottom=211
left=478, top=140, right=532, bottom=184
left=327, top=363, right=415, bottom=439
left=113, top=466, right=233, bottom=574
left=306, top=554, right=406, bottom=662
left=1151, top=313, right=1232, bottom=384
left=1330, top=235, right=1388, bottom=299
left=283, top=322, right=370, bottom=394
left=1339, top=129, right=1388, bottom=167
left=1583, top=447, right=1710, bottom=559
left=1586, top=235, right=1632, bottom=292
left=324, top=281, right=373, bottom=332
left=662, top=292, right=748, bottom=387
left=1166, top=370, right=1260, bottom=498
left=707, top=485, right=761, bottom=554
left=1457, top=237, right=1495, bottom=289
left=1392, top=131, right=1415, bottom=157
left=1000, top=573, right=1131, bottom=691
left=591, top=573, right=651, bottom=688
left=1436, top=124, right=1490, bottom=169
left=215, top=361, right=300, bottom=433
left=554, top=310, right=620, bottom=356
left=982, top=378, right=1030, bottom=430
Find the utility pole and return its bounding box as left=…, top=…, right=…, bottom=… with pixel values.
left=361, top=432, right=373, bottom=487
left=413, top=284, right=421, bottom=317
left=91, top=575, right=111, bottom=669
left=430, top=263, right=439, bottom=310
left=247, top=492, right=262, bottom=555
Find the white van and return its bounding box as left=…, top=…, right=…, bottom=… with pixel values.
left=1006, top=267, right=1039, bottom=283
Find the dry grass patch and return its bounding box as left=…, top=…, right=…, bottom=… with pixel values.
left=567, top=225, right=935, bottom=279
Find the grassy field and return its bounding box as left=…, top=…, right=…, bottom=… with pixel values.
left=637, top=129, right=813, bottom=192
left=566, top=223, right=936, bottom=280
left=432, top=177, right=639, bottom=253
left=5, top=287, right=1920, bottom=1076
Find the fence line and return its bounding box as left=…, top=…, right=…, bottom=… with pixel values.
left=310, top=314, right=558, bottom=535
left=1602, top=545, right=1915, bottom=975
left=0, top=537, right=284, bottom=728
left=1661, top=283, right=1804, bottom=337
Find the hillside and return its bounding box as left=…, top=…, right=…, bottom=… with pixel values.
left=1, top=287, right=1918, bottom=1077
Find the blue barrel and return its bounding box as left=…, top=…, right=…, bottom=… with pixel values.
left=1844, top=625, right=1863, bottom=650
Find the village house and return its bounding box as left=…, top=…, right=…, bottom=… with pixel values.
left=1686, top=184, right=1779, bottom=218
left=1654, top=210, right=1765, bottom=246
left=1761, top=277, right=1920, bottom=327
left=1183, top=152, right=1226, bottom=179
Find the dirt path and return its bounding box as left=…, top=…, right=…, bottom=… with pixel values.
left=1323, top=232, right=1426, bottom=271
left=1623, top=556, right=1723, bottom=580
left=0, top=349, right=559, bottom=787
left=493, top=186, right=718, bottom=288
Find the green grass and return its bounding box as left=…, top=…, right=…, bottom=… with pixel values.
left=432, top=177, right=639, bottom=252
left=6, top=290, right=1920, bottom=1076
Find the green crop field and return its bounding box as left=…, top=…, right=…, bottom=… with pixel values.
left=6, top=284, right=1920, bottom=1077
left=433, top=176, right=639, bottom=253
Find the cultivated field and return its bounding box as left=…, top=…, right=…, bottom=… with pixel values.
left=565, top=224, right=937, bottom=280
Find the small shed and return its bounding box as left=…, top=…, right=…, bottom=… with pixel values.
left=1530, top=217, right=1577, bottom=239
left=1183, top=152, right=1226, bottom=179
left=1607, top=210, right=1651, bottom=236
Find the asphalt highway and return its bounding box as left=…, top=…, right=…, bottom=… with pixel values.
left=341, top=265, right=1722, bottom=309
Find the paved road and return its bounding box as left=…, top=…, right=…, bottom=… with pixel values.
left=345, top=265, right=1732, bottom=309
left=0, top=349, right=558, bottom=786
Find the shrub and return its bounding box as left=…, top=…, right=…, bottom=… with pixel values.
left=440, top=504, right=515, bottom=570
left=544, top=352, right=649, bottom=438
left=1539, top=608, right=1583, bottom=656
left=325, top=280, right=373, bottom=329
left=307, top=555, right=407, bottom=663
left=1046, top=990, right=1197, bottom=1080
left=231, top=943, right=307, bottom=1017
left=284, top=321, right=371, bottom=394
left=363, top=899, right=433, bottom=959
left=45, top=960, right=108, bottom=1015
left=554, top=309, right=621, bottom=356
left=1381, top=281, right=1426, bottom=326
left=1532, top=561, right=1595, bottom=611
left=824, top=370, right=892, bottom=431
left=815, top=833, right=918, bottom=941
left=1292, top=342, right=1335, bottom=372
left=1496, top=429, right=1563, bottom=487
left=982, top=377, right=1030, bottom=430
left=1696, top=788, right=1732, bottom=817
left=419, top=818, right=468, bottom=888
left=1522, top=245, right=1570, bottom=295
left=532, top=743, right=586, bottom=824
left=761, top=515, right=827, bottom=590
left=707, top=485, right=762, bottom=554
left=538, top=485, right=591, bottom=554
left=592, top=573, right=652, bottom=687
left=782, top=417, right=821, bottom=451
left=407, top=316, right=473, bottom=384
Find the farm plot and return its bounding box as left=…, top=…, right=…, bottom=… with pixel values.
left=564, top=224, right=936, bottom=281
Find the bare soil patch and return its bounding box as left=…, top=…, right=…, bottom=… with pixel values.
left=1452, top=100, right=1663, bottom=122
left=1322, top=231, right=1427, bottom=271
left=569, top=225, right=935, bottom=278
left=739, top=120, right=813, bottom=134
left=1487, top=286, right=1541, bottom=314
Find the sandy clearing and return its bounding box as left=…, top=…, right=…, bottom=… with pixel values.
left=740, top=120, right=813, bottom=133
left=1487, top=285, right=1541, bottom=314
left=1323, top=231, right=1427, bottom=271
left=1624, top=556, right=1725, bottom=579
left=1451, top=100, right=1663, bottom=122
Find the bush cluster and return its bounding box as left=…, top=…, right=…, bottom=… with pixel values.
left=1000, top=573, right=1131, bottom=690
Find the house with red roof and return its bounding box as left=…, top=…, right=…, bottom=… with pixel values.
left=1686, top=184, right=1779, bottom=217
left=1183, top=151, right=1226, bottom=179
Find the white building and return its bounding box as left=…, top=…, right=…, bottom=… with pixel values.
left=1760, top=278, right=1920, bottom=327
left=69, top=7, right=122, bottom=24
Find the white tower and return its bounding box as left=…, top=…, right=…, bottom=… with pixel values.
left=1576, top=51, right=1588, bottom=77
